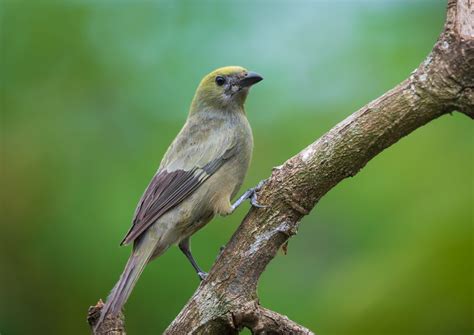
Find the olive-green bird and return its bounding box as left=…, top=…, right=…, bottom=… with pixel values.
left=97, top=66, right=263, bottom=326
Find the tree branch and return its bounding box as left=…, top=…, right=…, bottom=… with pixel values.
left=88, top=1, right=473, bottom=333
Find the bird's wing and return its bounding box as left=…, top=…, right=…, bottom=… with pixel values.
left=120, top=142, right=236, bottom=246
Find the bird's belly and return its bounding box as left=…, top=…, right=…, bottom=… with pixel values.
left=206, top=150, right=251, bottom=213
left=146, top=151, right=249, bottom=253
left=147, top=185, right=215, bottom=247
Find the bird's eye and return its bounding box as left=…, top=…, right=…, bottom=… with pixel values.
left=215, top=76, right=226, bottom=86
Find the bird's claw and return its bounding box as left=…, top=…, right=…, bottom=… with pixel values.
left=249, top=179, right=268, bottom=209
left=230, top=179, right=268, bottom=212
left=198, top=271, right=208, bottom=281
left=250, top=191, right=267, bottom=208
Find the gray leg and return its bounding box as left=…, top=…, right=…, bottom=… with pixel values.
left=178, top=237, right=207, bottom=281
left=231, top=179, right=267, bottom=212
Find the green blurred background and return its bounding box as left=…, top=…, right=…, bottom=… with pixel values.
left=1, top=1, right=472, bottom=334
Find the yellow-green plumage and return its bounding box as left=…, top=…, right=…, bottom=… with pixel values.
left=96, top=66, right=263, bottom=329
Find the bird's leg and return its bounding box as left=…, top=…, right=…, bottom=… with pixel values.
left=231, top=179, right=267, bottom=212
left=178, top=237, right=207, bottom=281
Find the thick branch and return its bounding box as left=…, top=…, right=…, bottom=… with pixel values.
left=165, top=1, right=473, bottom=333
left=88, top=1, right=473, bottom=334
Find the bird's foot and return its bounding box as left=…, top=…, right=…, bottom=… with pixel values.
left=197, top=271, right=208, bottom=281
left=250, top=190, right=265, bottom=208
left=248, top=179, right=268, bottom=208
left=231, top=179, right=268, bottom=211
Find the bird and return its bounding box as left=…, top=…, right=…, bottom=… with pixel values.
left=96, top=66, right=264, bottom=329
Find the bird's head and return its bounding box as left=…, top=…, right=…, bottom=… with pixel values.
left=191, top=66, right=263, bottom=112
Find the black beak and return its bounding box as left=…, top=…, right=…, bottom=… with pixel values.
left=239, top=71, right=263, bottom=88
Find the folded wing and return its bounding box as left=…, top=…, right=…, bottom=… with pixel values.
left=120, top=145, right=236, bottom=245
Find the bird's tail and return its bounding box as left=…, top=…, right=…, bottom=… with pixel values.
left=94, top=241, right=156, bottom=331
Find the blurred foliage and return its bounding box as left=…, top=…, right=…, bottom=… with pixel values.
left=1, top=1, right=472, bottom=334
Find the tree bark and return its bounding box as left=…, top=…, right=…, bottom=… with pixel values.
left=88, top=0, right=473, bottom=333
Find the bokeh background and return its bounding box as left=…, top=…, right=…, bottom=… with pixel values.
left=1, top=1, right=472, bottom=334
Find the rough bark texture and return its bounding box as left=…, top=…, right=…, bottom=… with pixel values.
left=88, top=1, right=473, bottom=333
left=88, top=300, right=126, bottom=335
